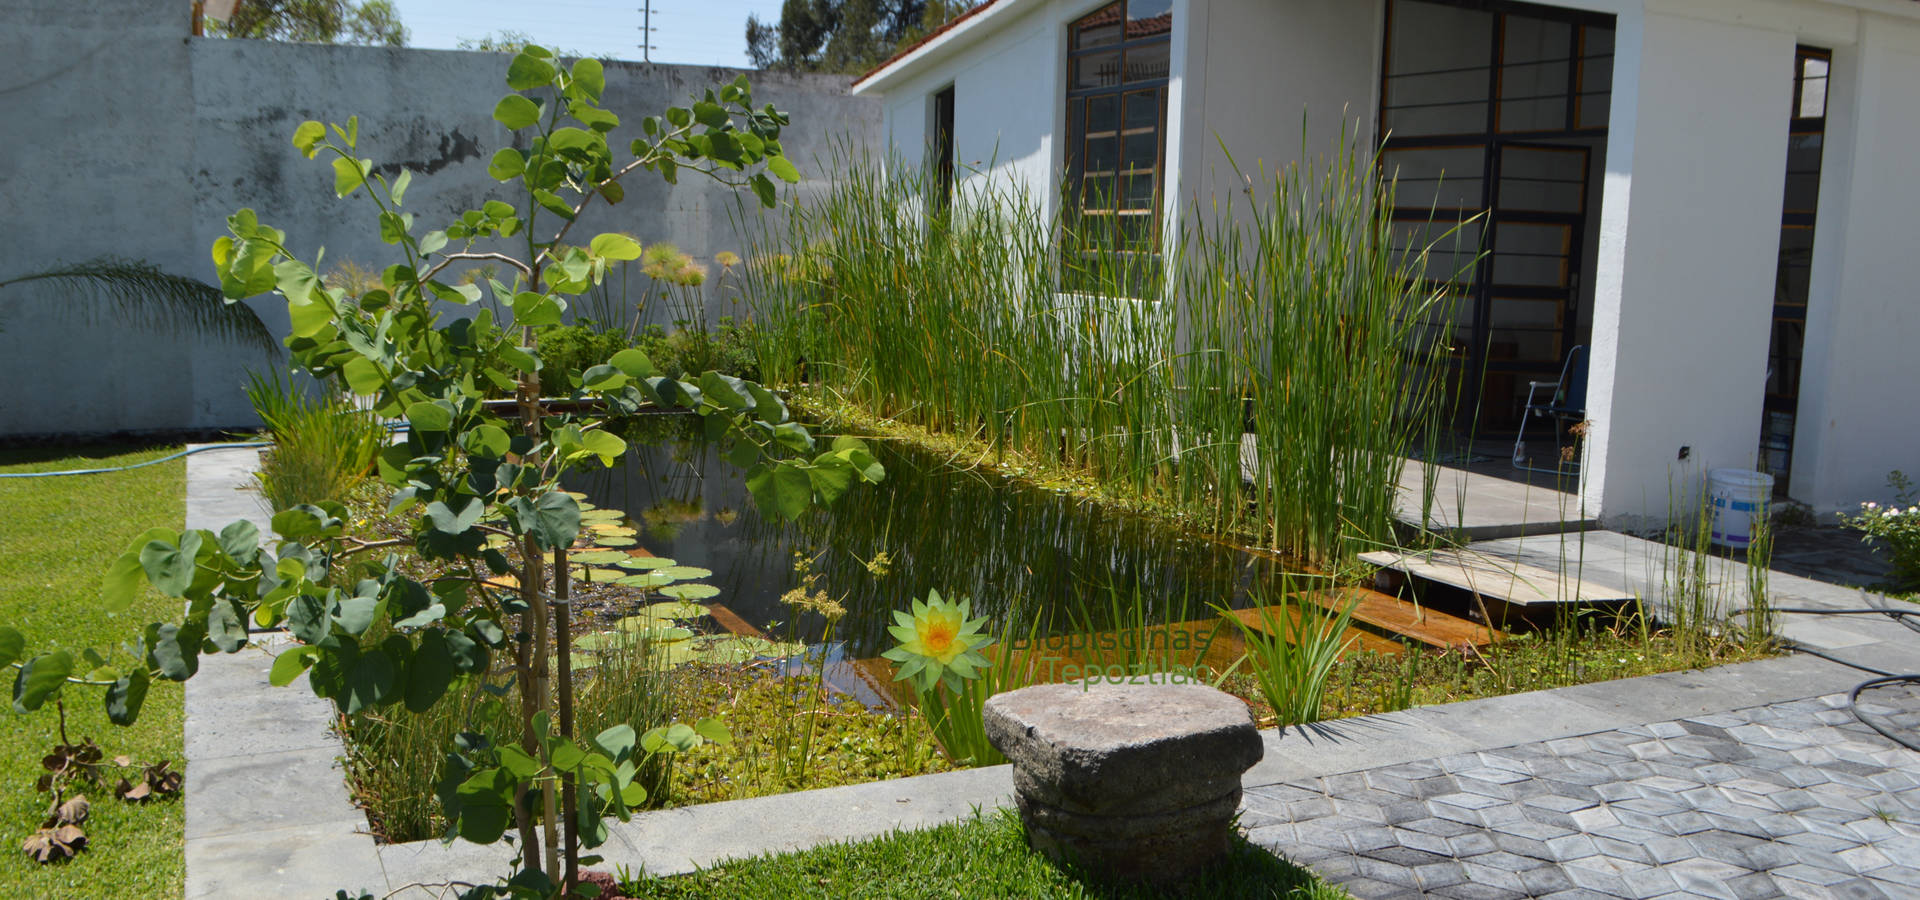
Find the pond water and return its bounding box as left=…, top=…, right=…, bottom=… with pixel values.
left=564, top=418, right=1290, bottom=661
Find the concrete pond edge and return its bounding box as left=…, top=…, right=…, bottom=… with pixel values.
left=179, top=445, right=1920, bottom=896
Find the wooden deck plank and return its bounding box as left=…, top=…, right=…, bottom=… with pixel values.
left=1302, top=586, right=1504, bottom=651
left=1361, top=548, right=1634, bottom=608
left=1221, top=606, right=1406, bottom=658
left=704, top=603, right=767, bottom=640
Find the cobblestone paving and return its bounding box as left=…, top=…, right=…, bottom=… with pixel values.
left=1241, top=694, right=1920, bottom=899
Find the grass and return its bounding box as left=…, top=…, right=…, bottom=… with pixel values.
left=0, top=444, right=187, bottom=899
left=1250, top=608, right=1776, bottom=725
left=622, top=808, right=1347, bottom=899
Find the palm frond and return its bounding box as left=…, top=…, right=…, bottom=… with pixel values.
left=0, top=256, right=279, bottom=354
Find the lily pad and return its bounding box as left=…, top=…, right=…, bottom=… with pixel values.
left=658, top=583, right=720, bottom=601
left=688, top=635, right=805, bottom=665
left=656, top=566, right=712, bottom=580
left=608, top=619, right=694, bottom=642
left=591, top=536, right=637, bottom=547
left=615, top=556, right=677, bottom=571
left=615, top=573, right=677, bottom=589
left=581, top=567, right=631, bottom=582
left=589, top=524, right=637, bottom=536
left=624, top=601, right=707, bottom=624
left=580, top=509, right=625, bottom=522
left=573, top=631, right=636, bottom=653
left=569, top=550, right=631, bottom=565
left=563, top=491, right=591, bottom=501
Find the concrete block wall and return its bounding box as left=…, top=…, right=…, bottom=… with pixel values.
left=0, top=0, right=877, bottom=437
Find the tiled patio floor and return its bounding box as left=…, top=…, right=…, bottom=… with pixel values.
left=1243, top=689, right=1920, bottom=899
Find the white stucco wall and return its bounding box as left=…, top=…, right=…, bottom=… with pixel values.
left=1584, top=0, right=1920, bottom=520
left=1789, top=15, right=1920, bottom=513
left=0, top=0, right=211, bottom=434
left=871, top=0, right=1091, bottom=207
left=0, top=1, right=876, bottom=437
left=1581, top=8, right=1797, bottom=522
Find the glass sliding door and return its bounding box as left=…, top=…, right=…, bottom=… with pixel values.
left=1380, top=0, right=1614, bottom=431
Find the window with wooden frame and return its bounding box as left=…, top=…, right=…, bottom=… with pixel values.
left=1063, top=0, right=1172, bottom=292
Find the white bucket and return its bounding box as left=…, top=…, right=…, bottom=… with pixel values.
left=1708, top=468, right=1773, bottom=549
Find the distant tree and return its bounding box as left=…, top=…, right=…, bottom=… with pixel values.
left=206, top=0, right=409, bottom=47
left=456, top=30, right=579, bottom=57
left=746, top=0, right=970, bottom=74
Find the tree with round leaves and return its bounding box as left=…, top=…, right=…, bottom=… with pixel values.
left=0, top=49, right=881, bottom=898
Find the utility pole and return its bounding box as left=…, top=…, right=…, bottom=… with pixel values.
left=638, top=1, right=657, bottom=63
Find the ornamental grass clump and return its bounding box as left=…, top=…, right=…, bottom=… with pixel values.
left=244, top=370, right=386, bottom=511
left=1218, top=576, right=1358, bottom=727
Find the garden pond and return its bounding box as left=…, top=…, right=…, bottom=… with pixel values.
left=561, top=418, right=1299, bottom=683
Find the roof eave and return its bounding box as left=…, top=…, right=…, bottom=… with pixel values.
left=851, top=0, right=1035, bottom=95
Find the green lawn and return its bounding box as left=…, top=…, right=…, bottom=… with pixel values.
left=625, top=809, right=1347, bottom=899
left=0, top=444, right=187, bottom=899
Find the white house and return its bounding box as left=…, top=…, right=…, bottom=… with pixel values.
left=850, top=0, right=1920, bottom=526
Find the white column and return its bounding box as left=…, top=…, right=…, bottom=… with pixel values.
left=1582, top=9, right=1797, bottom=525
left=1790, top=18, right=1920, bottom=513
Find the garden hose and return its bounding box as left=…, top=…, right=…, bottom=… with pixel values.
left=0, top=442, right=271, bottom=479
left=1733, top=597, right=1920, bottom=753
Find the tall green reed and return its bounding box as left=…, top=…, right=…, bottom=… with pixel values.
left=736, top=128, right=1454, bottom=568
left=1644, top=471, right=1778, bottom=660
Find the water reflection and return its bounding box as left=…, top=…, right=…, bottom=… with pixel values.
left=565, top=418, right=1285, bottom=658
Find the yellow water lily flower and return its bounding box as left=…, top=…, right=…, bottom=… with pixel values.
left=882, top=589, right=993, bottom=694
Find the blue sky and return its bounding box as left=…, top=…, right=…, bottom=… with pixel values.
left=387, top=0, right=786, bottom=68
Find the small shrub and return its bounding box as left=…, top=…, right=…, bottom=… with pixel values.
left=635, top=316, right=760, bottom=381
left=1839, top=471, right=1920, bottom=588
left=536, top=324, right=635, bottom=397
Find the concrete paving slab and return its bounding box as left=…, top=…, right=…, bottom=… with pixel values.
left=1395, top=458, right=1595, bottom=541
left=1547, top=655, right=1869, bottom=724
left=1244, top=712, right=1490, bottom=789
left=1363, top=547, right=1633, bottom=607
left=377, top=835, right=519, bottom=893
left=184, top=648, right=338, bottom=761
left=183, top=444, right=270, bottom=532
left=1393, top=690, right=1635, bottom=749
left=184, top=743, right=361, bottom=840
left=187, top=820, right=385, bottom=900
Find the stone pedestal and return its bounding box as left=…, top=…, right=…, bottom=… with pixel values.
left=983, top=682, right=1262, bottom=884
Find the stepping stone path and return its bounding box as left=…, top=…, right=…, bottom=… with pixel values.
left=984, top=682, right=1263, bottom=884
